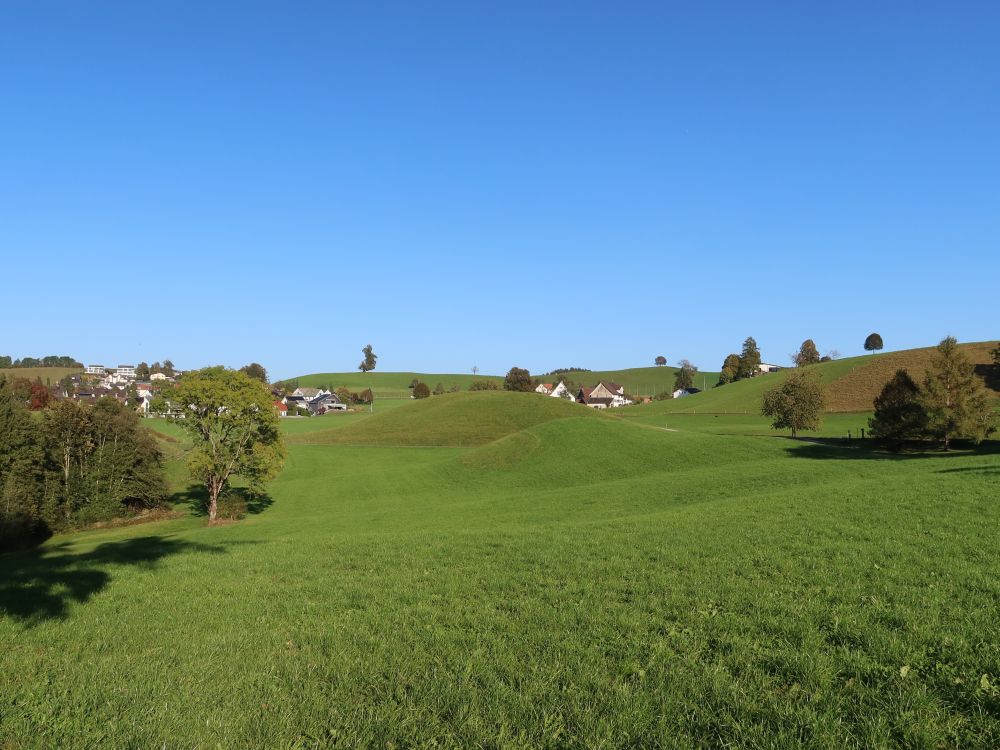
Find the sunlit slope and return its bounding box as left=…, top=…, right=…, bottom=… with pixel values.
left=288, top=390, right=603, bottom=447
left=626, top=341, right=998, bottom=415
left=291, top=371, right=502, bottom=397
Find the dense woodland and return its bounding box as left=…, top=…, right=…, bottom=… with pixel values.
left=0, top=376, right=166, bottom=550
left=0, top=354, right=82, bottom=368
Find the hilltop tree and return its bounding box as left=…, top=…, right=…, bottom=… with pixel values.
left=864, top=333, right=884, bottom=354
left=868, top=369, right=927, bottom=447
left=503, top=367, right=533, bottom=392
left=761, top=371, right=825, bottom=438
left=472, top=366, right=479, bottom=376
left=359, top=344, right=377, bottom=374
left=737, top=337, right=762, bottom=380
left=412, top=382, right=431, bottom=399
left=794, top=339, right=821, bottom=367
left=135, top=362, right=151, bottom=380
left=920, top=337, right=994, bottom=450
left=655, top=355, right=667, bottom=367
left=168, top=367, right=285, bottom=523
left=239, top=363, right=269, bottom=384
left=674, top=360, right=697, bottom=391
left=717, top=354, right=740, bottom=385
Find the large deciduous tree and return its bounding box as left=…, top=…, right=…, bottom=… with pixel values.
left=135, top=362, right=151, bottom=380
left=0, top=376, right=45, bottom=547
left=737, top=337, right=761, bottom=380
left=239, top=362, right=269, bottom=383
left=503, top=367, right=533, bottom=392
left=674, top=360, right=697, bottom=391
left=718, top=354, right=740, bottom=385
left=920, top=337, right=994, bottom=450
left=169, top=367, right=285, bottom=523
left=868, top=369, right=927, bottom=447
left=864, top=333, right=884, bottom=354
left=761, top=371, right=825, bottom=438
left=794, top=339, right=821, bottom=367
left=654, top=355, right=667, bottom=367
left=359, top=344, right=377, bottom=373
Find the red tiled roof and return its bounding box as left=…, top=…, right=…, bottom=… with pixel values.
left=274, top=401, right=288, bottom=411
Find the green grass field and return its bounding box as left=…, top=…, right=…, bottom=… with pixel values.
left=2, top=391, right=999, bottom=747
left=0, top=366, right=81, bottom=385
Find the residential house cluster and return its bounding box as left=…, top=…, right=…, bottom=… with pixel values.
left=534, top=380, right=633, bottom=409
left=276, top=387, right=347, bottom=417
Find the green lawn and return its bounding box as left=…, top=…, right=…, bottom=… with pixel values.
left=2, top=393, right=998, bottom=747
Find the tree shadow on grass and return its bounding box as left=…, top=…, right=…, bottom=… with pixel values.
left=0, top=536, right=227, bottom=625
left=782, top=437, right=1000, bottom=462
left=171, top=484, right=274, bottom=517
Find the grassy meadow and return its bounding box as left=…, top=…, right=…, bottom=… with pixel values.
left=0, top=366, right=81, bottom=385
left=2, top=388, right=999, bottom=747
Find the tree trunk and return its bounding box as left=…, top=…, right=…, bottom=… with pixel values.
left=208, top=482, right=220, bottom=523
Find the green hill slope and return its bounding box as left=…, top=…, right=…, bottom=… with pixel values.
left=540, top=366, right=720, bottom=398
left=289, top=390, right=602, bottom=447
left=625, top=341, right=998, bottom=415
left=291, top=371, right=502, bottom=398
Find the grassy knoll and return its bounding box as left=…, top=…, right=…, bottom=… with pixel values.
left=292, top=371, right=504, bottom=399
left=290, top=390, right=601, bottom=447
left=2, top=397, right=1000, bottom=747
left=0, top=366, right=81, bottom=384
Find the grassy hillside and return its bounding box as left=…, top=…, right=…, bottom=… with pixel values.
left=292, top=371, right=503, bottom=398
left=3, top=395, right=999, bottom=747
left=625, top=341, right=999, bottom=416
left=290, top=390, right=601, bottom=447
left=0, top=366, right=81, bottom=384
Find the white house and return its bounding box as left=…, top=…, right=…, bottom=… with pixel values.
left=549, top=381, right=575, bottom=400
left=85, top=364, right=106, bottom=375
left=758, top=363, right=783, bottom=374
left=535, top=383, right=553, bottom=395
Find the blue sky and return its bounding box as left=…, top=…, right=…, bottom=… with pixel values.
left=2, top=2, right=997, bottom=379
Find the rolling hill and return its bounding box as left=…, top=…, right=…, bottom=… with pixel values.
left=624, top=340, right=999, bottom=415
left=0, top=366, right=81, bottom=385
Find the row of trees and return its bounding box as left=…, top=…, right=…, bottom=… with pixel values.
left=760, top=337, right=995, bottom=448
left=1, top=378, right=167, bottom=550
left=718, top=337, right=762, bottom=385
left=0, top=355, right=82, bottom=369
left=869, top=337, right=995, bottom=449
left=132, top=360, right=176, bottom=380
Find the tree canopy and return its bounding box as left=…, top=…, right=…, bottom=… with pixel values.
left=674, top=360, right=697, bottom=391
left=718, top=354, right=740, bottom=385
left=736, top=337, right=761, bottom=380
left=358, top=344, right=377, bottom=374
left=239, top=362, right=269, bottom=383
left=794, top=339, right=821, bottom=367
left=761, top=371, right=825, bottom=438
left=864, top=333, right=884, bottom=353
left=920, top=337, right=994, bottom=449
left=503, top=367, right=534, bottom=392
left=169, top=367, right=285, bottom=523
left=412, top=382, right=431, bottom=399
left=868, top=369, right=927, bottom=447
left=654, top=355, right=667, bottom=366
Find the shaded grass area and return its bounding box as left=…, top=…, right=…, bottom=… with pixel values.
left=2, top=408, right=999, bottom=747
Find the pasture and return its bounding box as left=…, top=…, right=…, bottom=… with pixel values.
left=1, top=391, right=998, bottom=748
left=0, top=366, right=81, bottom=385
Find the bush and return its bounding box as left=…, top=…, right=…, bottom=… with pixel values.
left=412, top=382, right=431, bottom=399
left=469, top=380, right=500, bottom=391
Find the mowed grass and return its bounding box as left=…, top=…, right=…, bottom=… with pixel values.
left=2, top=395, right=999, bottom=747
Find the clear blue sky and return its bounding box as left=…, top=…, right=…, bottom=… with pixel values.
left=2, top=2, right=997, bottom=379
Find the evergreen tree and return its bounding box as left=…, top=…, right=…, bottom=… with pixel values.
left=921, top=336, right=995, bottom=450
left=794, top=339, right=821, bottom=367
left=761, top=371, right=825, bottom=438
left=869, top=369, right=927, bottom=447
left=718, top=354, right=740, bottom=385
left=736, top=337, right=761, bottom=380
